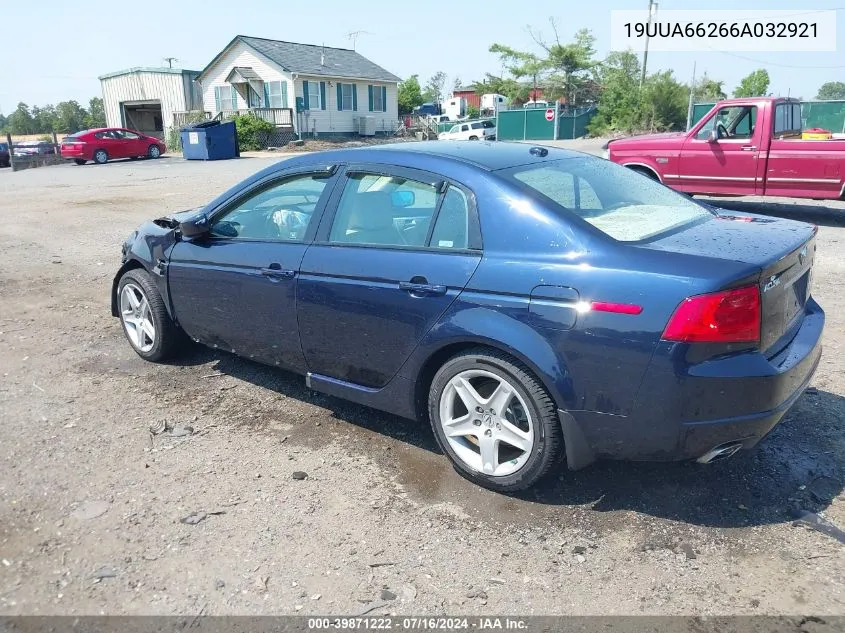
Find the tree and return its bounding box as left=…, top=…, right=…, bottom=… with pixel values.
left=422, top=71, right=447, bottom=104
left=6, top=103, right=37, bottom=134
left=588, top=51, right=642, bottom=134
left=816, top=81, right=845, bottom=100
left=642, top=71, right=688, bottom=131
left=491, top=22, right=597, bottom=106
left=53, top=101, right=87, bottom=133
left=472, top=73, right=530, bottom=104
left=692, top=73, right=726, bottom=102
left=397, top=75, right=424, bottom=114
left=85, top=97, right=106, bottom=128
left=0, top=113, right=6, bottom=132
left=734, top=69, right=770, bottom=98
left=452, top=77, right=462, bottom=96
left=32, top=104, right=57, bottom=133
left=489, top=44, right=546, bottom=101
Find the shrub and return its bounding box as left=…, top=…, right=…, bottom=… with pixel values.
left=232, top=114, right=274, bottom=151
left=167, top=111, right=209, bottom=151
left=466, top=105, right=480, bottom=119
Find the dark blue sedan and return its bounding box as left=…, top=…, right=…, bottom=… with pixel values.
left=112, top=142, right=824, bottom=492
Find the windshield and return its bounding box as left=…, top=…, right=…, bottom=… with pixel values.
left=502, top=158, right=713, bottom=242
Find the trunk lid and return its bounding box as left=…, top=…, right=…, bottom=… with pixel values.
left=641, top=211, right=817, bottom=354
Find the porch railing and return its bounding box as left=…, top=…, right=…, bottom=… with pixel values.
left=219, top=108, right=294, bottom=128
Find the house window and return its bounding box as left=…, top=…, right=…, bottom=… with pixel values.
left=214, top=85, right=237, bottom=112
left=308, top=82, right=321, bottom=110
left=266, top=81, right=285, bottom=108
left=372, top=86, right=384, bottom=111
left=340, top=83, right=354, bottom=111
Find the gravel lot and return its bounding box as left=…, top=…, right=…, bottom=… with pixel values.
left=0, top=152, right=844, bottom=617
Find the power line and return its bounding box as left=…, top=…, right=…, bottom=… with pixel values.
left=712, top=49, right=845, bottom=69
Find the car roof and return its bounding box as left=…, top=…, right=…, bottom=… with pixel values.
left=288, top=141, right=582, bottom=172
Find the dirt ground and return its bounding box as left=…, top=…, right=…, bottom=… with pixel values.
left=0, top=152, right=844, bottom=618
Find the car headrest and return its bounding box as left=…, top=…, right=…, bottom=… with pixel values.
left=348, top=190, right=395, bottom=230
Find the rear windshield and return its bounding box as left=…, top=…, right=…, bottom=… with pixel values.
left=65, top=130, right=90, bottom=138
left=502, top=158, right=713, bottom=242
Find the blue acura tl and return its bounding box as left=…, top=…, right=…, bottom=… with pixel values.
left=112, top=142, right=824, bottom=492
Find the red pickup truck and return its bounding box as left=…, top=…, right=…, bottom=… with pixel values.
left=606, top=97, right=845, bottom=200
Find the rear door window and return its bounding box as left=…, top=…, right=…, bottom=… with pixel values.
left=328, top=173, right=473, bottom=250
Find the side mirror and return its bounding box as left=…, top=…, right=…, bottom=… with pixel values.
left=391, top=190, right=415, bottom=208
left=707, top=129, right=719, bottom=143
left=179, top=215, right=210, bottom=239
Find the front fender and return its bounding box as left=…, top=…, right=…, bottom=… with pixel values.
left=110, top=221, right=178, bottom=318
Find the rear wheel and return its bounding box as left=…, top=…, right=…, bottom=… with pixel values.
left=117, top=269, right=181, bottom=362
left=468, top=135, right=479, bottom=141
left=93, top=149, right=108, bottom=164
left=147, top=145, right=161, bottom=159
left=428, top=348, right=563, bottom=492
left=73, top=159, right=86, bottom=166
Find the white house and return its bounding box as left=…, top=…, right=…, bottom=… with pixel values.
left=196, top=35, right=401, bottom=137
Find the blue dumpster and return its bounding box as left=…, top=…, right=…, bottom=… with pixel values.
left=180, top=120, right=239, bottom=160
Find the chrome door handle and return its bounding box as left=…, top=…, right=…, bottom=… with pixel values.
left=741, top=145, right=757, bottom=151
left=260, top=267, right=295, bottom=279
left=399, top=281, right=447, bottom=296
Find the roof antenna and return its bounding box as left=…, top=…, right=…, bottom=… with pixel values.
left=321, top=44, right=325, bottom=66
left=163, top=57, right=179, bottom=69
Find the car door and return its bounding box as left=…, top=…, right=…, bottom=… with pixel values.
left=678, top=104, right=763, bottom=195
left=166, top=167, right=339, bottom=371
left=297, top=165, right=483, bottom=387
left=118, top=129, right=145, bottom=157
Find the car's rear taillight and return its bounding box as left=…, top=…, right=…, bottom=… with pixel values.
left=662, top=285, right=761, bottom=344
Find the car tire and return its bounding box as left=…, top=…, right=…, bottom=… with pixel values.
left=468, top=135, right=479, bottom=140
left=117, top=268, right=181, bottom=362
left=73, top=159, right=86, bottom=166
left=428, top=348, right=563, bottom=492
left=147, top=145, right=161, bottom=159
left=93, top=149, right=108, bottom=165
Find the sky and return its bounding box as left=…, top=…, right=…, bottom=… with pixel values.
left=1, top=0, right=843, bottom=112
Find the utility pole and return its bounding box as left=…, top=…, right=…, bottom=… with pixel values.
left=685, top=62, right=697, bottom=131
left=163, top=57, right=179, bottom=69
left=640, top=0, right=658, bottom=88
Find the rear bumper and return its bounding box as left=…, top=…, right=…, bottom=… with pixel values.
left=564, top=298, right=824, bottom=466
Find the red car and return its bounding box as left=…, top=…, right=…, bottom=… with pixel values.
left=61, top=128, right=166, bottom=165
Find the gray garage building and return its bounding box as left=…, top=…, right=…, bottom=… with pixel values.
left=99, top=67, right=204, bottom=140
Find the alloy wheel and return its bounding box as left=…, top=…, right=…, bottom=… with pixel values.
left=438, top=369, right=534, bottom=477
left=120, top=283, right=156, bottom=353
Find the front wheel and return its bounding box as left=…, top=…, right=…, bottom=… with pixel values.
left=147, top=145, right=161, bottom=159
left=428, top=348, right=563, bottom=492
left=117, top=269, right=181, bottom=362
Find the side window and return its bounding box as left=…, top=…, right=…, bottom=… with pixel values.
left=774, top=103, right=802, bottom=137
left=210, top=174, right=329, bottom=241
left=430, top=187, right=470, bottom=249
left=120, top=130, right=140, bottom=140
left=696, top=106, right=756, bottom=140
left=330, top=173, right=439, bottom=247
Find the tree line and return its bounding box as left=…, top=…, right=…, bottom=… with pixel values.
left=397, top=20, right=845, bottom=135
left=0, top=98, right=106, bottom=136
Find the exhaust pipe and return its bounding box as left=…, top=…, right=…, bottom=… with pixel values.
left=697, top=441, right=743, bottom=464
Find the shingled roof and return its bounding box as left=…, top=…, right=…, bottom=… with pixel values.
left=199, top=35, right=401, bottom=83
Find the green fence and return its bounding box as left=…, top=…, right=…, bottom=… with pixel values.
left=558, top=108, right=596, bottom=140
left=496, top=107, right=595, bottom=141
left=690, top=100, right=845, bottom=133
